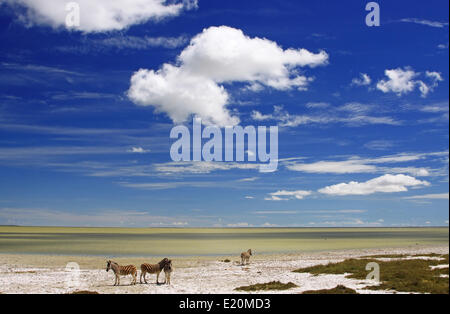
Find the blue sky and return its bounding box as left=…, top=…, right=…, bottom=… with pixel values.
left=0, top=0, right=448, bottom=227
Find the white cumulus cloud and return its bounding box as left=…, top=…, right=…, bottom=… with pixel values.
left=1, top=0, right=197, bottom=32
left=128, top=26, right=328, bottom=126
left=376, top=67, right=443, bottom=97
left=318, top=174, right=430, bottom=196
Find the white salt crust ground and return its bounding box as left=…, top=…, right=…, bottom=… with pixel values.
left=0, top=245, right=448, bottom=294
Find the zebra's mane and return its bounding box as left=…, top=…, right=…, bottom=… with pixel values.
left=158, top=258, right=168, bottom=268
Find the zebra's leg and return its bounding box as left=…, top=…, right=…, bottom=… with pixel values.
left=140, top=271, right=143, bottom=284
left=156, top=271, right=160, bottom=284
left=133, top=272, right=137, bottom=285
left=144, top=272, right=148, bottom=284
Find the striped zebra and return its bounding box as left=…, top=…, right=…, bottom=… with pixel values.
left=163, top=259, right=173, bottom=285
left=106, top=260, right=137, bottom=286
left=240, top=249, right=252, bottom=265
left=140, top=258, right=169, bottom=284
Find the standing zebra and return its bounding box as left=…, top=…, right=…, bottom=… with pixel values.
left=240, top=249, right=252, bottom=265
left=106, top=260, right=137, bottom=286
left=140, top=258, right=169, bottom=284
left=163, top=259, right=173, bottom=285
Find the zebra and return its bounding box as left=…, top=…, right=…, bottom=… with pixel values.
left=106, top=260, right=137, bottom=286
left=240, top=249, right=252, bottom=265
left=140, top=258, right=169, bottom=284
left=163, top=259, right=173, bottom=285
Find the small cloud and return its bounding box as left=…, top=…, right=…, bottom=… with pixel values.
left=226, top=222, right=250, bottom=227
left=425, top=71, right=444, bottom=82
left=127, top=147, right=150, bottom=153
left=244, top=196, right=255, bottom=199
left=286, top=160, right=376, bottom=174
left=171, top=221, right=188, bottom=226
left=244, top=83, right=264, bottom=92
left=318, top=174, right=430, bottom=196
left=305, top=102, right=330, bottom=109
left=251, top=110, right=273, bottom=121
left=399, top=18, right=449, bottom=28
left=238, top=177, right=259, bottom=182
left=265, top=190, right=312, bottom=201
left=376, top=67, right=443, bottom=98
left=261, top=222, right=278, bottom=227
left=404, top=193, right=449, bottom=200
left=351, top=73, right=371, bottom=86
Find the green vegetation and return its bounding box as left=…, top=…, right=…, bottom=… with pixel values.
left=294, top=254, right=449, bottom=294
left=0, top=226, right=447, bottom=256
left=302, top=285, right=358, bottom=294
left=235, top=281, right=298, bottom=291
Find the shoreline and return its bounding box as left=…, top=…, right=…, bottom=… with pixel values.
left=1, top=243, right=449, bottom=265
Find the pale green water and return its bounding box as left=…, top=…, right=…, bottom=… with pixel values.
left=0, top=226, right=448, bottom=257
